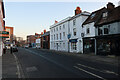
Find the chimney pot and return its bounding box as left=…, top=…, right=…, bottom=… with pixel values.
left=55, top=20, right=58, bottom=23
left=75, top=6, right=82, bottom=15
left=44, top=30, right=46, bottom=33
left=107, top=2, right=115, bottom=11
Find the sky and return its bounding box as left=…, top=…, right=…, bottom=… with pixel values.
left=4, top=1, right=119, bottom=40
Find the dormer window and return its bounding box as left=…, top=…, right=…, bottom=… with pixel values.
left=91, top=13, right=96, bottom=19
left=103, top=12, right=108, bottom=18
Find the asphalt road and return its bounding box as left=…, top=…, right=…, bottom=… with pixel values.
left=14, top=47, right=119, bottom=79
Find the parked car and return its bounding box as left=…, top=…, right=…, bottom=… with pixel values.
left=25, top=45, right=29, bottom=49
left=6, top=46, right=10, bottom=49
left=36, top=45, right=40, bottom=49
left=13, top=46, right=18, bottom=52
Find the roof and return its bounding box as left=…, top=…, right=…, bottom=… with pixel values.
left=41, top=31, right=50, bottom=37
left=82, top=5, right=120, bottom=27
left=95, top=6, right=120, bottom=26
left=82, top=7, right=106, bottom=26
left=70, top=11, right=90, bottom=20
left=50, top=17, right=71, bottom=29
left=50, top=11, right=90, bottom=29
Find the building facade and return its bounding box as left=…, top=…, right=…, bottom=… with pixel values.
left=82, top=2, right=120, bottom=55
left=50, top=17, right=71, bottom=52
left=5, top=26, right=14, bottom=45
left=41, top=30, right=50, bottom=49
left=0, top=0, right=5, bottom=56
left=27, top=35, right=36, bottom=47
left=69, top=8, right=90, bottom=53
left=50, top=7, right=90, bottom=53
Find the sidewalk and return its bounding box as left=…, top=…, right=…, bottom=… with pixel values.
left=2, top=50, right=18, bottom=78
left=38, top=48, right=119, bottom=66
left=0, top=56, right=2, bottom=79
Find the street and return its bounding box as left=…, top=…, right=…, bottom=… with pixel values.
left=7, top=47, right=119, bottom=79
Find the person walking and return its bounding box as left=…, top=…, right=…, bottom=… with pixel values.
left=3, top=45, right=6, bottom=54
left=10, top=46, right=13, bottom=54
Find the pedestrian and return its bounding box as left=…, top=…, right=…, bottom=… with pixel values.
left=3, top=45, right=6, bottom=54
left=10, top=46, right=13, bottom=54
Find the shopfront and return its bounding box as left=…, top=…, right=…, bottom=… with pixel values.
left=69, top=39, right=78, bottom=52
left=83, top=38, right=95, bottom=54
left=83, top=34, right=120, bottom=56
left=96, top=34, right=120, bottom=56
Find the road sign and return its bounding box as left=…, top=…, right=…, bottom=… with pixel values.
left=0, top=31, right=9, bottom=38
left=67, top=34, right=71, bottom=39
left=0, top=31, right=9, bottom=34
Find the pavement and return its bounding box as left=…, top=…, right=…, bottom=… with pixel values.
left=39, top=48, right=120, bottom=66
left=0, top=56, right=2, bottom=79
left=2, top=50, right=18, bottom=78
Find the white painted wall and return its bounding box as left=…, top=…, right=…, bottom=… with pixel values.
left=69, top=13, right=90, bottom=53
left=50, top=17, right=71, bottom=52
left=96, top=22, right=120, bottom=36
left=82, top=22, right=96, bottom=37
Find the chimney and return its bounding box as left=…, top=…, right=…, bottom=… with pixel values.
left=107, top=2, right=115, bottom=11
left=55, top=20, right=58, bottom=23
left=41, top=32, right=43, bottom=35
left=35, top=33, right=38, bottom=35
left=75, top=6, right=82, bottom=15
left=118, top=1, right=120, bottom=6
left=44, top=29, right=46, bottom=33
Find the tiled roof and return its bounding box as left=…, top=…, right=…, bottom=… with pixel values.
left=82, top=4, right=120, bottom=27
left=95, top=6, right=120, bottom=26
left=82, top=7, right=106, bottom=26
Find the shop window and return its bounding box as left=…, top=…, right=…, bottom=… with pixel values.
left=71, top=42, right=77, bottom=50
left=104, top=28, right=109, bottom=34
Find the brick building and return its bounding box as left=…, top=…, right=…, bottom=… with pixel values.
left=41, top=30, right=50, bottom=49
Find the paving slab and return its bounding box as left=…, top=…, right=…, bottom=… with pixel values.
left=2, top=50, right=18, bottom=78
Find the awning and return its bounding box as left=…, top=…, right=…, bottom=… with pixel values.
left=69, top=39, right=78, bottom=42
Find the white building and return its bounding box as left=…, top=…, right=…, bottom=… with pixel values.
left=69, top=11, right=90, bottom=53
left=50, top=7, right=90, bottom=53
left=50, top=17, right=71, bottom=52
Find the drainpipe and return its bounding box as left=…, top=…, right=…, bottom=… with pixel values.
left=95, top=38, right=97, bottom=55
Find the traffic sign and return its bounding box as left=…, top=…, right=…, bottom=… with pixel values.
left=67, top=34, right=71, bottom=39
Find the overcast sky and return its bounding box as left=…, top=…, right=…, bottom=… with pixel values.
left=4, top=1, right=119, bottom=40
